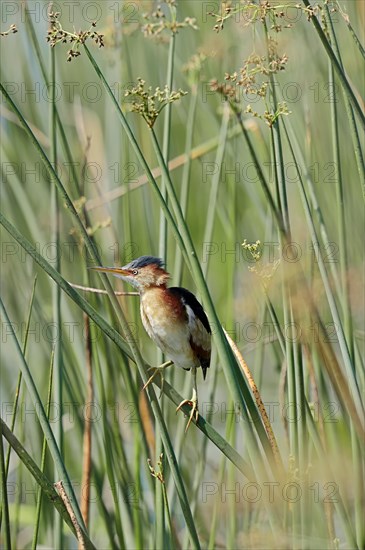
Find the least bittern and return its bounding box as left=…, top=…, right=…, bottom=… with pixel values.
left=92, top=256, right=211, bottom=431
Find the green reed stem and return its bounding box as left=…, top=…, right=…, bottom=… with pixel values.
left=302, top=0, right=365, bottom=128
left=0, top=419, right=96, bottom=550
left=0, top=298, right=87, bottom=533
left=31, top=351, right=54, bottom=550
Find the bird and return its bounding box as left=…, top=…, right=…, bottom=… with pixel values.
left=91, top=256, right=211, bottom=431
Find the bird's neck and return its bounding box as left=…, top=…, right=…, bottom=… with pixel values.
left=140, top=283, right=167, bottom=295
left=139, top=272, right=169, bottom=294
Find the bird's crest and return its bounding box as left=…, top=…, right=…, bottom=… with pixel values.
left=123, top=256, right=164, bottom=270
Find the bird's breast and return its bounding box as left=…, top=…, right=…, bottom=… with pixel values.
left=141, top=287, right=187, bottom=336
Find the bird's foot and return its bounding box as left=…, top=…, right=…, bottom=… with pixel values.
left=176, top=396, right=199, bottom=432
left=142, top=360, right=173, bottom=397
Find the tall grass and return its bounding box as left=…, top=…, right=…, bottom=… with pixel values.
left=1, top=1, right=364, bottom=549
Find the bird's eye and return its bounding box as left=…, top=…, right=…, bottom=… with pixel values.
left=132, top=269, right=138, bottom=275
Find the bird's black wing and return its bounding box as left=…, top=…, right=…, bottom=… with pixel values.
left=168, top=287, right=211, bottom=334
left=168, top=287, right=211, bottom=379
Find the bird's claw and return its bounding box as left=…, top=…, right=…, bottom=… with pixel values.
left=142, top=367, right=165, bottom=397
left=176, top=398, right=199, bottom=432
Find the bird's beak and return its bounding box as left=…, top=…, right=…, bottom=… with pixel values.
left=89, top=266, right=140, bottom=288
left=89, top=266, right=130, bottom=277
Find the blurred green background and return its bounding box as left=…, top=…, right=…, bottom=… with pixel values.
left=1, top=1, right=364, bottom=548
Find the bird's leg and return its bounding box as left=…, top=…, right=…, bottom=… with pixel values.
left=142, top=360, right=173, bottom=396
left=176, top=367, right=199, bottom=432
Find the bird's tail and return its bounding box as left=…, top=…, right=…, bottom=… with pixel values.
left=201, top=359, right=210, bottom=380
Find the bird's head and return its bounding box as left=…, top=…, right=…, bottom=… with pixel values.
left=90, top=256, right=169, bottom=291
